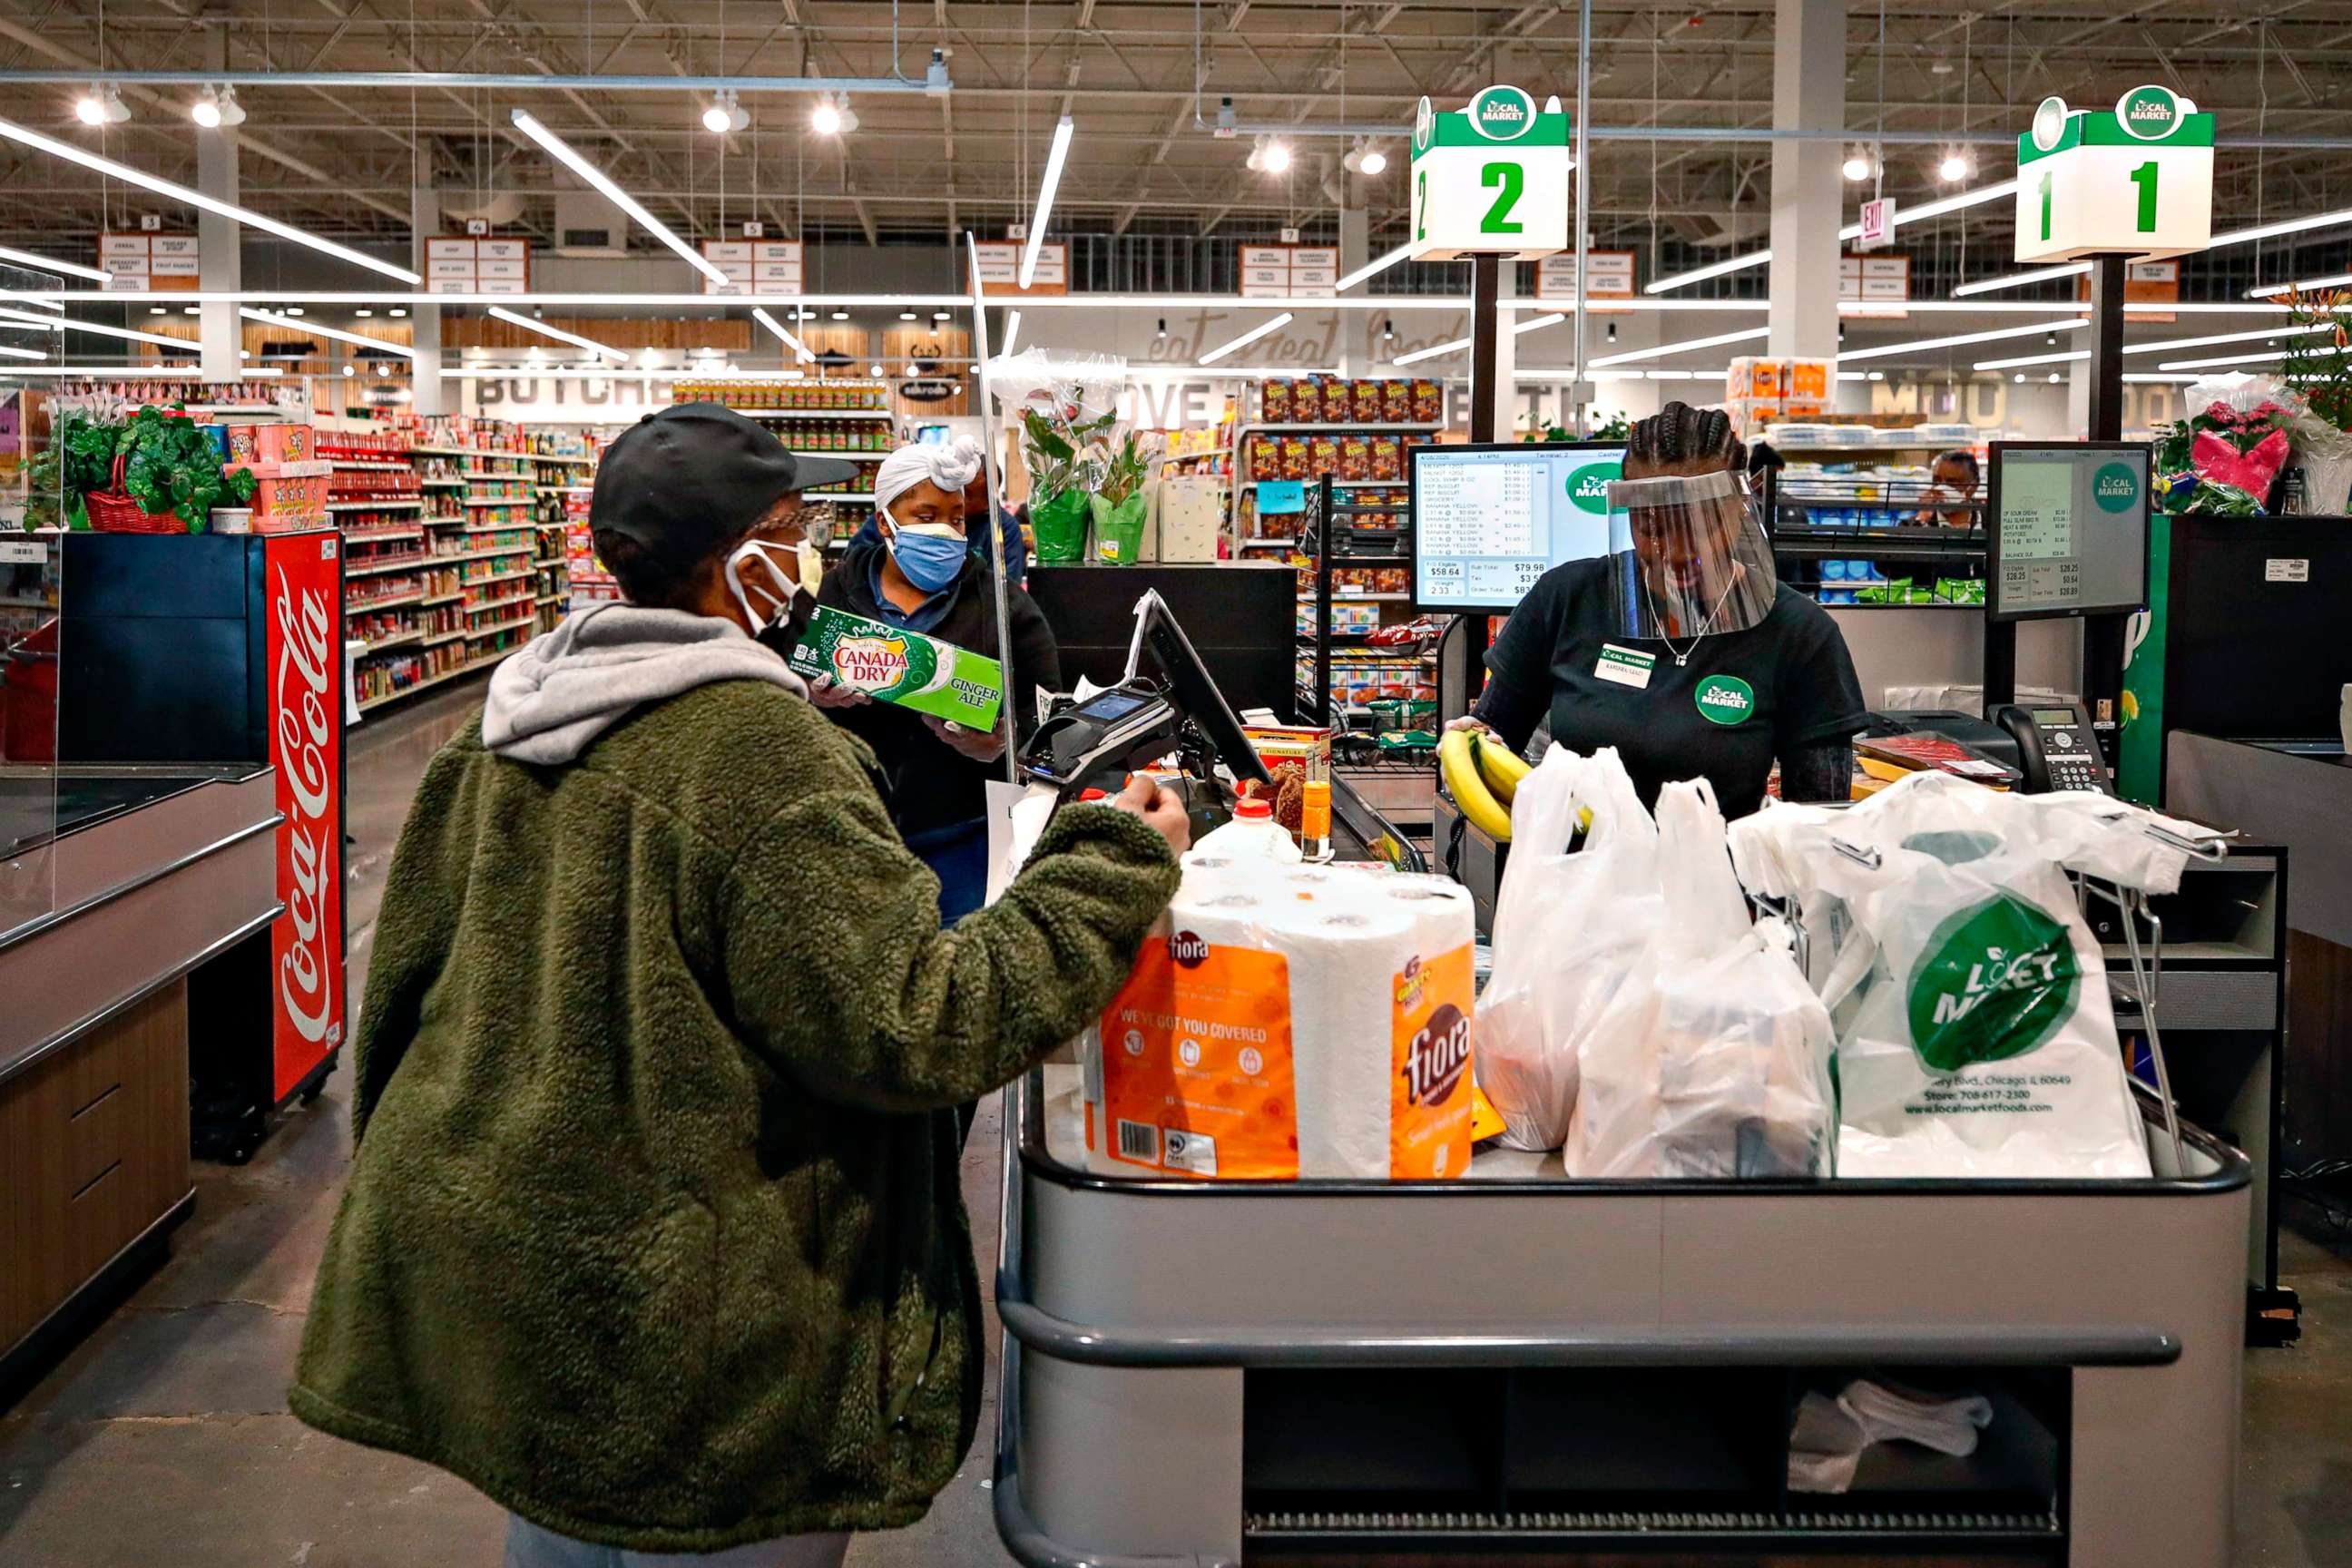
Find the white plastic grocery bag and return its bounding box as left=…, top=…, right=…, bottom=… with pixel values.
left=1569, top=779, right=1837, bottom=1178
left=1473, top=746, right=1660, bottom=1152
left=1731, top=771, right=2198, bottom=1180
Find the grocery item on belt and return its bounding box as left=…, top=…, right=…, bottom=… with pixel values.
left=787, top=603, right=1004, bottom=730
left=1729, top=772, right=2208, bottom=1178
left=1079, top=865, right=1476, bottom=1181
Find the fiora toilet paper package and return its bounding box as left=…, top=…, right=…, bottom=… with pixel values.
left=1080, top=865, right=1475, bottom=1181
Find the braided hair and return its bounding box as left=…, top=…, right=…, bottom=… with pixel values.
left=1624, top=400, right=1746, bottom=479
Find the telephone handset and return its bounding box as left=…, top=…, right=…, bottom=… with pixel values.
left=1992, top=701, right=2114, bottom=795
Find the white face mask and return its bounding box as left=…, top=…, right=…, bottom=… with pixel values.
left=725, top=536, right=815, bottom=637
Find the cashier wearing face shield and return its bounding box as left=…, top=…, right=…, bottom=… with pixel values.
left=796, top=438, right=1063, bottom=925
left=1455, top=402, right=1867, bottom=817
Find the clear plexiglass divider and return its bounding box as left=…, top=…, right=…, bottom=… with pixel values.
left=0, top=260, right=63, bottom=941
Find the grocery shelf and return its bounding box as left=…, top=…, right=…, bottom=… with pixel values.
left=1241, top=477, right=1405, bottom=490
left=1240, top=537, right=1307, bottom=551
left=421, top=629, right=467, bottom=647
left=328, top=458, right=411, bottom=471
left=810, top=490, right=876, bottom=502
left=344, top=527, right=424, bottom=544
left=1299, top=591, right=1410, bottom=602
left=533, top=556, right=566, bottom=568
left=464, top=543, right=534, bottom=561
left=419, top=591, right=464, bottom=606
left=526, top=452, right=596, bottom=466
left=327, top=500, right=424, bottom=512
left=459, top=469, right=531, bottom=481
left=466, top=614, right=536, bottom=638
left=345, top=555, right=428, bottom=578
left=780, top=447, right=889, bottom=458
left=420, top=477, right=466, bottom=488
left=354, top=648, right=506, bottom=712
left=466, top=569, right=533, bottom=588
left=457, top=525, right=534, bottom=537
left=408, top=445, right=535, bottom=459
left=723, top=406, right=893, bottom=420
left=356, top=630, right=425, bottom=652
left=347, top=590, right=423, bottom=611
left=461, top=497, right=534, bottom=508
left=536, top=485, right=596, bottom=496
left=1237, top=421, right=1441, bottom=434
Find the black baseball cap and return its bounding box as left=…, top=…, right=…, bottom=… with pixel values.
left=589, top=403, right=863, bottom=575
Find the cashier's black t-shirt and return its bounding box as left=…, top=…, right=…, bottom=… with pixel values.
left=1475, top=559, right=1867, bottom=819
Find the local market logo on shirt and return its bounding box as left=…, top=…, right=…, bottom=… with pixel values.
left=830, top=634, right=925, bottom=693
left=2115, top=84, right=2188, bottom=141
left=1466, top=85, right=1538, bottom=142
left=1565, top=460, right=1620, bottom=514
left=1692, top=673, right=1755, bottom=725
left=2092, top=462, right=2141, bottom=513
left=1906, top=894, right=2081, bottom=1073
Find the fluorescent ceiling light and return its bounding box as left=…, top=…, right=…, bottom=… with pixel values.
left=509, top=109, right=730, bottom=289
left=2123, top=373, right=2200, bottom=384
left=0, top=244, right=110, bottom=283
left=1953, top=263, right=2092, bottom=298
left=242, top=306, right=419, bottom=358
left=1645, top=250, right=1771, bottom=295
left=1000, top=309, right=1022, bottom=358
left=2157, top=349, right=2287, bottom=371
left=1199, top=311, right=1294, bottom=365
left=0, top=305, right=191, bottom=348
left=1836, top=317, right=2088, bottom=364
left=1972, top=348, right=2091, bottom=371
left=2124, top=323, right=2330, bottom=357
left=0, top=342, right=47, bottom=360
left=2249, top=269, right=2352, bottom=299
left=0, top=289, right=62, bottom=312
left=1514, top=312, right=1570, bottom=336
left=1019, top=117, right=1075, bottom=289
left=1591, top=324, right=1770, bottom=368
left=0, top=114, right=420, bottom=284
left=750, top=307, right=816, bottom=363
left=1336, top=242, right=1412, bottom=293
left=1393, top=335, right=1470, bottom=366
left=2216, top=204, right=2352, bottom=249
left=484, top=305, right=625, bottom=363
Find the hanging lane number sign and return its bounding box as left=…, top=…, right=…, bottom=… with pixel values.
left=2012, top=87, right=2213, bottom=263
left=1407, top=86, right=1573, bottom=261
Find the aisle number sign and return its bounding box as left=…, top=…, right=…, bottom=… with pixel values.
left=2013, top=88, right=2213, bottom=263
left=1408, top=86, right=1572, bottom=260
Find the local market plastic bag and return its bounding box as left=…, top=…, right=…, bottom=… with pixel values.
left=1472, top=746, right=1660, bottom=1152
left=1568, top=779, right=1837, bottom=1179
left=989, top=349, right=1123, bottom=564
left=1730, top=771, right=2201, bottom=1179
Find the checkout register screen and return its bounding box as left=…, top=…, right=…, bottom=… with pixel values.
left=1988, top=446, right=2151, bottom=621
left=1412, top=443, right=1624, bottom=612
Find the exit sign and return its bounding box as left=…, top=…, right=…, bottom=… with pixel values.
left=1857, top=197, right=1896, bottom=251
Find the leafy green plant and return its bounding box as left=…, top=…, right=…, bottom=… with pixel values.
left=112, top=406, right=255, bottom=531
left=2278, top=287, right=2352, bottom=434
left=1522, top=409, right=1632, bottom=443
left=1096, top=431, right=1153, bottom=506
left=24, top=413, right=123, bottom=530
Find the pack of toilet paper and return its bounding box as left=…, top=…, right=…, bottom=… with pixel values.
left=1079, top=863, right=1476, bottom=1181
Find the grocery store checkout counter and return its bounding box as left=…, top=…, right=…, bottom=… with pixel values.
left=0, top=532, right=343, bottom=1395
left=991, top=590, right=2251, bottom=1568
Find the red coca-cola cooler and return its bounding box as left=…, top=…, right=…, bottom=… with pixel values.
left=56, top=529, right=346, bottom=1156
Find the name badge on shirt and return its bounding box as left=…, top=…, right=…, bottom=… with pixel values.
left=1594, top=643, right=1657, bottom=691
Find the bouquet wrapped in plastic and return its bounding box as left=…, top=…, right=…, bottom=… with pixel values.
left=988, top=350, right=1124, bottom=562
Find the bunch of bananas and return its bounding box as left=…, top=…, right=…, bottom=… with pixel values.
left=1437, top=727, right=1528, bottom=840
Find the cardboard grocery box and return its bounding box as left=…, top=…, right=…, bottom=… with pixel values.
left=233, top=459, right=333, bottom=533
left=788, top=604, right=1003, bottom=730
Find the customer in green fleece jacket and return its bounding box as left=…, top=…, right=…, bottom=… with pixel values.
left=289, top=405, right=1187, bottom=1566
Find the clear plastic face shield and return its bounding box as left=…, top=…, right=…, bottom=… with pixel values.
left=1602, top=467, right=1779, bottom=653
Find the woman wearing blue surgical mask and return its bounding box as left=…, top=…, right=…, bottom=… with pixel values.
left=797, top=438, right=1063, bottom=928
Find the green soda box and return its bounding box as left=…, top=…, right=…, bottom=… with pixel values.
left=788, top=604, right=1004, bottom=730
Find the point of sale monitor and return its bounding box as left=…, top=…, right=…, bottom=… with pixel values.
left=1411, top=442, right=1623, bottom=613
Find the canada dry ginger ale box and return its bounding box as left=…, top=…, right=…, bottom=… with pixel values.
left=788, top=604, right=1004, bottom=730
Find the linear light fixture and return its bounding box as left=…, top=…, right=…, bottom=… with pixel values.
left=0, top=243, right=113, bottom=283
left=1836, top=318, right=2089, bottom=363
left=1336, top=242, right=1413, bottom=293
left=1198, top=311, right=1293, bottom=365
left=2157, top=349, right=2287, bottom=371
left=1953, top=263, right=2093, bottom=298
left=999, top=309, right=1022, bottom=358
left=0, top=289, right=63, bottom=311
left=1590, top=325, right=1769, bottom=368
left=0, top=114, right=420, bottom=284
left=1392, top=334, right=1469, bottom=366
left=1648, top=179, right=2017, bottom=295
left=0, top=342, right=47, bottom=360
left=1972, top=348, right=2092, bottom=371
left=750, top=307, right=816, bottom=363
left=2125, top=323, right=2330, bottom=357
left=509, top=109, right=730, bottom=289
left=2249, top=270, right=2352, bottom=299
left=242, top=307, right=419, bottom=358
left=2122, top=373, right=2200, bottom=384
left=1019, top=117, right=1075, bottom=289
left=0, top=305, right=192, bottom=348
left=483, top=305, right=624, bottom=363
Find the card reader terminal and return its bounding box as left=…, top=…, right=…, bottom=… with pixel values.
left=1021, top=681, right=1187, bottom=794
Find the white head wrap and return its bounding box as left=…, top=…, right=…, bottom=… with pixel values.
left=872, top=436, right=985, bottom=515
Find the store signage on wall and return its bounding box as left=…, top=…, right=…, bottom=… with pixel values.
left=1407, top=86, right=1573, bottom=261
left=699, top=238, right=803, bottom=296
left=426, top=235, right=531, bottom=295
left=264, top=531, right=346, bottom=1103
left=99, top=231, right=199, bottom=291
left=1240, top=244, right=1339, bottom=299
left=1534, top=250, right=1636, bottom=309
left=2073, top=259, right=2179, bottom=323
left=973, top=240, right=1069, bottom=296
left=2013, top=89, right=2213, bottom=262
left=1857, top=198, right=1896, bottom=251
left=1839, top=253, right=1911, bottom=319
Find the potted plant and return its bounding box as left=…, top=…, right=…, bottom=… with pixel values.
left=1088, top=430, right=1158, bottom=564
left=24, top=412, right=122, bottom=531
left=93, top=405, right=258, bottom=533
left=2275, top=288, right=2352, bottom=513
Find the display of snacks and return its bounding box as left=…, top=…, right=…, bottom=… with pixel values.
left=1280, top=436, right=1310, bottom=480
left=1254, top=376, right=1435, bottom=426
left=671, top=378, right=891, bottom=411
left=1369, top=435, right=1403, bottom=481
left=1338, top=435, right=1371, bottom=481
left=1308, top=435, right=1339, bottom=479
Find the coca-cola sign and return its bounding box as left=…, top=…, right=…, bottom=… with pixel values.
left=266, top=533, right=346, bottom=1101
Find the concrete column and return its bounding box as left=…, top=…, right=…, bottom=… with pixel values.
left=1766, top=0, right=1845, bottom=360
left=410, top=181, right=444, bottom=416
left=1337, top=203, right=1367, bottom=377
left=196, top=24, right=240, bottom=381
left=1490, top=265, right=1519, bottom=438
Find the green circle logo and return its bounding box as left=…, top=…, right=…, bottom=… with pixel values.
left=1692, top=674, right=1754, bottom=725
left=2116, top=84, right=2184, bottom=141
left=1565, top=460, right=1621, bottom=515
left=2030, top=95, right=2071, bottom=152
left=1467, top=85, right=1538, bottom=142
left=1906, top=894, right=2081, bottom=1073
left=2092, top=462, right=2140, bottom=513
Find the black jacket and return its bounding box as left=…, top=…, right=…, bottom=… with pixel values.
left=795, top=533, right=1061, bottom=840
